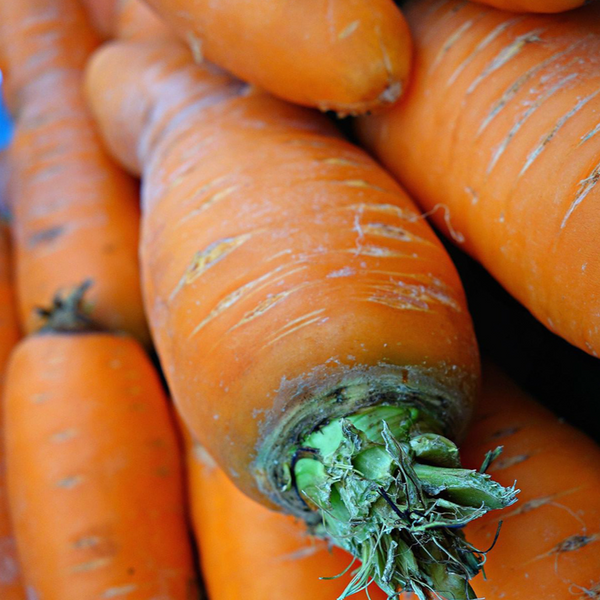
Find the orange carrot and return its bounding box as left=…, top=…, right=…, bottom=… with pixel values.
left=4, top=287, right=197, bottom=599
left=357, top=0, right=600, bottom=358
left=0, top=210, right=26, bottom=600
left=186, top=440, right=389, bottom=600
left=0, top=0, right=149, bottom=343
left=86, top=39, right=516, bottom=599
left=463, top=363, right=600, bottom=599
left=140, top=0, right=412, bottom=115
left=471, top=0, right=585, bottom=12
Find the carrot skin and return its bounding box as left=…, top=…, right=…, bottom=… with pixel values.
left=0, top=0, right=149, bottom=343
left=4, top=333, right=197, bottom=599
left=463, top=364, right=600, bottom=598
left=141, top=0, right=412, bottom=115
left=357, top=0, right=600, bottom=358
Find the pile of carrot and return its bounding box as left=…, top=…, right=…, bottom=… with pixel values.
left=0, top=0, right=598, bottom=598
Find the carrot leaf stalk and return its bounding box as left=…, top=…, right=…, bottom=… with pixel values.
left=291, top=405, right=518, bottom=599
left=36, top=280, right=101, bottom=334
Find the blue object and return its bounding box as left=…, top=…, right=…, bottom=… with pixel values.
left=0, top=74, right=13, bottom=149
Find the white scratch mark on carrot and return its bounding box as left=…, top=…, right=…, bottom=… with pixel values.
left=102, top=585, right=139, bottom=598
left=434, top=20, right=474, bottom=68
left=321, top=157, right=363, bottom=167
left=229, top=283, right=312, bottom=332
left=353, top=204, right=366, bottom=255
left=188, top=265, right=308, bottom=338
left=521, top=88, right=600, bottom=176
left=366, top=279, right=461, bottom=312
left=448, top=17, right=524, bottom=86
left=363, top=223, right=434, bottom=246
left=70, top=557, right=111, bottom=573
left=50, top=429, right=78, bottom=443
left=561, top=161, right=600, bottom=229
left=186, top=31, right=203, bottom=63
left=347, top=246, right=415, bottom=259
left=177, top=184, right=240, bottom=226
left=327, top=267, right=355, bottom=278
left=72, top=536, right=101, bottom=549
left=579, top=122, right=600, bottom=146
left=341, top=179, right=392, bottom=193
left=170, top=233, right=252, bottom=301
left=345, top=202, right=420, bottom=221
left=465, top=186, right=479, bottom=205
left=467, top=29, right=546, bottom=96
left=420, top=204, right=465, bottom=243
left=265, top=310, right=327, bottom=347
left=478, top=39, right=589, bottom=135
left=56, top=475, right=84, bottom=489
left=488, top=72, right=579, bottom=173
left=338, top=20, right=359, bottom=40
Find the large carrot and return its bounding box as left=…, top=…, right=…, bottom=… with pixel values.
left=0, top=211, right=26, bottom=600
left=3, top=286, right=197, bottom=599
left=0, top=0, right=149, bottom=343
left=472, top=0, right=586, bottom=12
left=463, top=364, right=600, bottom=599
left=186, top=440, right=388, bottom=600
left=86, top=39, right=516, bottom=599
left=357, top=0, right=600, bottom=358
left=139, top=0, right=412, bottom=115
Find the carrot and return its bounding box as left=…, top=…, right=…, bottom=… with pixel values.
left=139, top=0, right=412, bottom=115
left=463, top=363, right=600, bottom=599
left=0, top=0, right=149, bottom=343
left=86, top=39, right=516, bottom=599
left=357, top=0, right=600, bottom=358
left=115, top=0, right=172, bottom=41
left=0, top=212, right=26, bottom=600
left=471, top=0, right=585, bottom=13
left=186, top=439, right=389, bottom=600
left=3, top=285, right=197, bottom=599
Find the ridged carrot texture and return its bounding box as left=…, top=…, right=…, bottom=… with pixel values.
left=462, top=364, right=600, bottom=599
left=86, top=40, right=517, bottom=599
left=186, top=441, right=389, bottom=600
left=141, top=0, right=412, bottom=115
left=0, top=0, right=149, bottom=344
left=0, top=218, right=26, bottom=600
left=472, top=0, right=586, bottom=13
left=115, top=0, right=172, bottom=41
left=3, top=287, right=197, bottom=600
left=357, top=0, right=600, bottom=358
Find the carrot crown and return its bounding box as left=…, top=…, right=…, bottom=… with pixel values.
left=36, top=280, right=102, bottom=334
left=291, top=405, right=518, bottom=599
